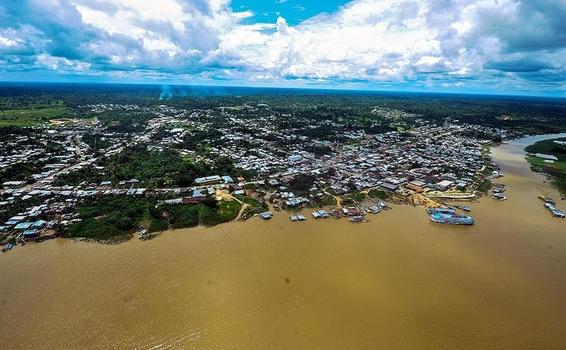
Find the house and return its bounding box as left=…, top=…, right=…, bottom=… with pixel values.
left=14, top=222, right=33, bottom=230
left=23, top=229, right=40, bottom=239
left=192, top=188, right=207, bottom=198
left=31, top=220, right=46, bottom=229
left=194, top=175, right=223, bottom=185
left=435, top=180, right=454, bottom=191
left=222, top=176, right=234, bottom=184
left=380, top=183, right=398, bottom=192
left=2, top=180, right=26, bottom=188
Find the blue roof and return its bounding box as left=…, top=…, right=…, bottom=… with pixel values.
left=31, top=220, right=46, bottom=228
left=23, top=229, right=39, bottom=237
left=14, top=222, right=33, bottom=230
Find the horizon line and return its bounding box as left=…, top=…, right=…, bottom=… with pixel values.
left=0, top=80, right=564, bottom=100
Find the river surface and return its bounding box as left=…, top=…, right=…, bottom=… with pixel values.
left=1, top=134, right=565, bottom=350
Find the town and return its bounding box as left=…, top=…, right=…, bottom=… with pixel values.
left=1, top=99, right=514, bottom=247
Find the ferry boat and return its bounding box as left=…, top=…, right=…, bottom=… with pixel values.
left=430, top=212, right=474, bottom=225
left=426, top=207, right=457, bottom=215
left=544, top=203, right=566, bottom=218
left=427, top=207, right=474, bottom=225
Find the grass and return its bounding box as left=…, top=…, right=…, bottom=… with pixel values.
left=347, top=191, right=367, bottom=202
left=318, top=194, right=337, bottom=206
left=368, top=189, right=389, bottom=199
left=526, top=156, right=566, bottom=172
left=217, top=200, right=242, bottom=222
left=526, top=156, right=566, bottom=194
left=477, top=179, right=493, bottom=193
left=0, top=102, right=70, bottom=127
left=238, top=195, right=268, bottom=211
left=525, top=138, right=566, bottom=194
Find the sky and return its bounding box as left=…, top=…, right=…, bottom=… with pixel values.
left=0, top=0, right=565, bottom=96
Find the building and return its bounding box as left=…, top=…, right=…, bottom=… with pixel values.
left=194, top=175, right=223, bottom=185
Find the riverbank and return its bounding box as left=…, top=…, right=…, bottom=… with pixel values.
left=524, top=137, right=566, bottom=195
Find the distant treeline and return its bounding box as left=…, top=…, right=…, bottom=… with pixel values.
left=1, top=83, right=565, bottom=134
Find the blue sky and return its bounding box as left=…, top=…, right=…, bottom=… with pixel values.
left=0, top=0, right=565, bottom=96
left=231, top=0, right=352, bottom=25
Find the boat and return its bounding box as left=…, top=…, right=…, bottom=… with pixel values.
left=426, top=192, right=476, bottom=200
left=492, top=193, right=507, bottom=200
left=426, top=207, right=457, bottom=215
left=349, top=215, right=365, bottom=223
left=137, top=229, right=147, bottom=238
left=544, top=203, right=566, bottom=218
left=367, top=206, right=381, bottom=214
left=454, top=205, right=471, bottom=212
left=538, top=195, right=556, bottom=205
left=312, top=210, right=330, bottom=219
left=260, top=211, right=273, bottom=220
left=430, top=212, right=474, bottom=225
left=290, top=215, right=305, bottom=222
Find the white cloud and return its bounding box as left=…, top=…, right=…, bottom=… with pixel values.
left=36, top=53, right=91, bottom=71
left=0, top=0, right=564, bottom=94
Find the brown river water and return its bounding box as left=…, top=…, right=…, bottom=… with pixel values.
left=1, top=134, right=565, bottom=350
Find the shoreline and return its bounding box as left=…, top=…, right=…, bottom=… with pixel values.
left=4, top=133, right=564, bottom=249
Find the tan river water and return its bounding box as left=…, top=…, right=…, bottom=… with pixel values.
left=1, top=134, right=565, bottom=349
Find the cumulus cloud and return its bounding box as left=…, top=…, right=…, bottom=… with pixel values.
left=0, top=0, right=564, bottom=95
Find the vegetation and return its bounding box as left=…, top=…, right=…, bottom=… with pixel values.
left=65, top=196, right=243, bottom=241
left=368, top=189, right=389, bottom=199
left=347, top=191, right=368, bottom=202
left=0, top=100, right=69, bottom=127
left=317, top=194, right=337, bottom=206
left=66, top=197, right=152, bottom=241
left=525, top=138, right=566, bottom=159
left=524, top=138, right=566, bottom=194
left=288, top=174, right=316, bottom=192
left=477, top=180, right=493, bottom=193
left=55, top=145, right=248, bottom=188
left=2, top=84, right=565, bottom=134
left=0, top=161, right=47, bottom=185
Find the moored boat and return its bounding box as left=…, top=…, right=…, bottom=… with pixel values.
left=430, top=212, right=474, bottom=225
left=454, top=205, right=471, bottom=212
left=544, top=203, right=566, bottom=218
left=538, top=195, right=556, bottom=205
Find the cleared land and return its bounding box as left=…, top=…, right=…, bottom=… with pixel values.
left=0, top=101, right=70, bottom=127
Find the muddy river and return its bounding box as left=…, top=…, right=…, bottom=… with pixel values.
left=0, top=134, right=565, bottom=349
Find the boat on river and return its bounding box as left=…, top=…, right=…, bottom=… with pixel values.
left=538, top=195, right=556, bottom=205
left=427, top=208, right=474, bottom=225
left=454, top=205, right=471, bottom=212
left=430, top=212, right=474, bottom=225
left=544, top=203, right=566, bottom=218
